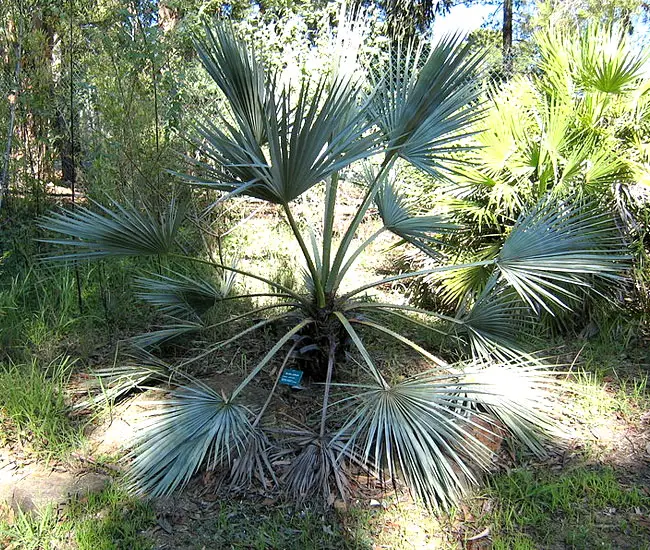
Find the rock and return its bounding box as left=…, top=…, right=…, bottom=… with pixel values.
left=0, top=463, right=108, bottom=513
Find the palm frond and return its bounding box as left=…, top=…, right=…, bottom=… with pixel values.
left=79, top=350, right=174, bottom=408
left=457, top=285, right=537, bottom=361
left=375, top=171, right=458, bottom=255
left=426, top=253, right=496, bottom=308
left=127, top=383, right=253, bottom=497
left=40, top=199, right=182, bottom=260
left=195, top=22, right=271, bottom=144
left=461, top=358, right=562, bottom=456
left=578, top=26, right=647, bottom=95
left=370, top=35, right=487, bottom=178
left=135, top=271, right=227, bottom=319
left=129, top=322, right=204, bottom=349
left=495, top=198, right=630, bottom=313
left=184, top=44, right=379, bottom=205
left=337, top=372, right=495, bottom=509
left=228, top=427, right=276, bottom=492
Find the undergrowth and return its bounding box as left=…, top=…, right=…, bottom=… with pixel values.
left=486, top=466, right=650, bottom=549
left=0, top=356, right=81, bottom=458
left=0, top=484, right=154, bottom=550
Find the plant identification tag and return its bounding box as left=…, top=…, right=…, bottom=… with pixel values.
left=279, top=368, right=304, bottom=387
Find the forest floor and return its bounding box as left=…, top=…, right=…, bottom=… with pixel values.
left=0, top=339, right=649, bottom=549
left=1, top=200, right=650, bottom=548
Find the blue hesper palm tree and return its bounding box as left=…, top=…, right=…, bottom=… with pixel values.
left=41, top=23, right=629, bottom=509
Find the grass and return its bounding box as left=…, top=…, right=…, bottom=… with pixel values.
left=0, top=356, right=82, bottom=458
left=483, top=466, right=650, bottom=549
left=1, top=466, right=647, bottom=550
left=0, top=505, right=63, bottom=550
left=0, top=210, right=156, bottom=364
left=0, top=484, right=154, bottom=550
left=69, top=484, right=154, bottom=550
left=155, top=501, right=364, bottom=550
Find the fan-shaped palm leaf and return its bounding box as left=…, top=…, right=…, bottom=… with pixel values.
left=578, top=26, right=647, bottom=95
left=195, top=22, right=271, bottom=144
left=129, top=322, right=204, bottom=350
left=426, top=253, right=496, bottom=308
left=495, top=198, right=630, bottom=312
left=183, top=69, right=379, bottom=205
left=81, top=350, right=174, bottom=408
left=336, top=372, right=495, bottom=509
left=461, top=358, right=562, bottom=456
left=375, top=175, right=458, bottom=255
left=127, top=383, right=253, bottom=497
left=458, top=285, right=537, bottom=361
left=369, top=35, right=487, bottom=178
left=135, top=271, right=227, bottom=319
left=40, top=200, right=182, bottom=260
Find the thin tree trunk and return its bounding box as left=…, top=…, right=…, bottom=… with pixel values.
left=67, top=0, right=83, bottom=314
left=0, top=31, right=22, bottom=211
left=503, top=0, right=513, bottom=75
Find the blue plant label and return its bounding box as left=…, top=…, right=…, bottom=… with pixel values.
left=279, top=368, right=304, bottom=387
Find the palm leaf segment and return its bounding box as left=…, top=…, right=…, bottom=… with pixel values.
left=370, top=35, right=486, bottom=178
left=459, top=286, right=536, bottom=361
left=375, top=169, right=458, bottom=255
left=461, top=359, right=560, bottom=457
left=339, top=372, right=495, bottom=509
left=40, top=199, right=182, bottom=260
left=541, top=25, right=648, bottom=96
left=195, top=23, right=271, bottom=145
left=127, top=383, right=253, bottom=497
left=494, top=199, right=629, bottom=312
left=135, top=271, right=230, bottom=320
left=186, top=25, right=379, bottom=205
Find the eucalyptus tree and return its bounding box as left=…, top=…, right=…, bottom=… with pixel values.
left=41, top=22, right=628, bottom=508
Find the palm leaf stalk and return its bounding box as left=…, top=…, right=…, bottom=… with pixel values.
left=40, top=20, right=632, bottom=508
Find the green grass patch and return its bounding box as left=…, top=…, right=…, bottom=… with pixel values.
left=486, top=466, right=650, bottom=549
left=0, top=484, right=154, bottom=550
left=0, top=356, right=82, bottom=457
left=0, top=505, right=65, bottom=550
left=69, top=484, right=154, bottom=550
left=154, top=501, right=364, bottom=549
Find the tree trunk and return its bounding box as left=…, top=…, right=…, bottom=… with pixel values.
left=503, top=0, right=513, bottom=75
left=0, top=28, right=22, bottom=211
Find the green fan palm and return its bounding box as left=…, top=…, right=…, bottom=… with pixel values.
left=41, top=20, right=630, bottom=508
left=407, top=22, right=644, bottom=314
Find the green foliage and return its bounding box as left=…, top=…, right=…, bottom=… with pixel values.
left=0, top=506, right=64, bottom=550
left=0, top=484, right=154, bottom=550
left=407, top=23, right=649, bottom=323
left=156, top=500, right=363, bottom=549
left=486, top=466, right=650, bottom=548
left=70, top=484, right=154, bottom=550
left=0, top=356, right=81, bottom=457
